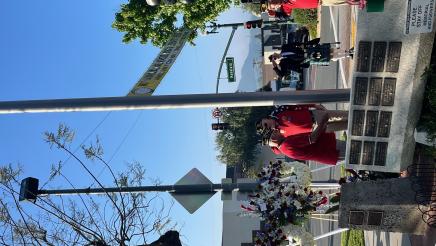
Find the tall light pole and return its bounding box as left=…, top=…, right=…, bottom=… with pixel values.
left=0, top=90, right=350, bottom=114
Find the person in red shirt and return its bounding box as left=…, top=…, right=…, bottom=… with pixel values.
left=268, top=130, right=341, bottom=165
left=256, top=105, right=348, bottom=140
left=256, top=105, right=347, bottom=165
left=267, top=0, right=350, bottom=18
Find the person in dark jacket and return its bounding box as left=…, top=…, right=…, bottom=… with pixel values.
left=269, top=52, right=308, bottom=78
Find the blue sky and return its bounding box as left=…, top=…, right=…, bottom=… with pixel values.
left=0, top=1, right=260, bottom=245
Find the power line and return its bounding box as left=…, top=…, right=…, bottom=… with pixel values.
left=90, top=111, right=143, bottom=187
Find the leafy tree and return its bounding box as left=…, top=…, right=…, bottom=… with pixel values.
left=292, top=9, right=318, bottom=38
left=0, top=124, right=178, bottom=246
left=215, top=106, right=273, bottom=167
left=241, top=3, right=262, bottom=16
left=418, top=59, right=436, bottom=145
left=112, top=0, right=234, bottom=47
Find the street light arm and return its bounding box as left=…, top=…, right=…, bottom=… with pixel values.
left=215, top=27, right=238, bottom=93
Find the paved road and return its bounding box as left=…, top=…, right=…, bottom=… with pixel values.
left=308, top=6, right=413, bottom=246
left=307, top=5, right=351, bottom=246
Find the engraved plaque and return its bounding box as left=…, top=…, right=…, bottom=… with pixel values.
left=350, top=140, right=362, bottom=164
left=386, top=42, right=402, bottom=72
left=349, top=211, right=365, bottom=225
left=357, top=41, right=372, bottom=72
left=374, top=142, right=388, bottom=166
left=352, top=110, right=365, bottom=136
left=354, top=77, right=368, bottom=105
left=362, top=141, right=375, bottom=165
left=381, top=78, right=396, bottom=106
left=371, top=42, right=387, bottom=72
left=365, top=111, right=379, bottom=136
left=367, top=211, right=383, bottom=226
left=368, top=78, right=382, bottom=106
left=378, top=111, right=392, bottom=138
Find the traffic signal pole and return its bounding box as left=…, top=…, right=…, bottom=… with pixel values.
left=216, top=27, right=238, bottom=93
left=20, top=169, right=339, bottom=214
left=36, top=181, right=339, bottom=196
left=0, top=90, right=350, bottom=114
left=37, top=182, right=257, bottom=196
left=207, top=19, right=293, bottom=30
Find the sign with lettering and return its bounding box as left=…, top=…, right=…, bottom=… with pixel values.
left=128, top=28, right=193, bottom=96
left=405, top=0, right=435, bottom=34
left=225, top=57, right=236, bottom=82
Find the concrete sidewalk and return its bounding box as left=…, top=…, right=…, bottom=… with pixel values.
left=364, top=231, right=411, bottom=246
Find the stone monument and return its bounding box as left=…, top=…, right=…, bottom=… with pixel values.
left=345, top=0, right=436, bottom=172
left=338, top=178, right=428, bottom=234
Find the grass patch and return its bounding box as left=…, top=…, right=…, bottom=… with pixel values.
left=292, top=9, right=318, bottom=38
left=341, top=229, right=365, bottom=246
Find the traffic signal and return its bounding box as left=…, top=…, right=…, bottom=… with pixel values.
left=211, top=123, right=230, bottom=131
left=244, top=20, right=263, bottom=29
left=146, top=0, right=194, bottom=6
left=19, top=177, right=39, bottom=202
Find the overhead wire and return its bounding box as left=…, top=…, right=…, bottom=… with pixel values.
left=89, top=111, right=144, bottom=187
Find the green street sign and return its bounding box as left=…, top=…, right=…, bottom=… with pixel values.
left=226, top=57, right=236, bottom=82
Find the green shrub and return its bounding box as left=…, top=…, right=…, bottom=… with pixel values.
left=417, top=64, right=436, bottom=145
left=341, top=229, right=365, bottom=246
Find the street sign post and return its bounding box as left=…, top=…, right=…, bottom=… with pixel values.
left=226, top=57, right=236, bottom=82
left=20, top=169, right=339, bottom=214
left=170, top=168, right=216, bottom=214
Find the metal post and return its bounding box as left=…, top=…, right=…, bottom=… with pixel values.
left=207, top=19, right=294, bottom=30
left=216, top=27, right=238, bottom=93
left=36, top=181, right=339, bottom=196
left=313, top=228, right=349, bottom=241
left=38, top=182, right=259, bottom=196
left=309, top=182, right=341, bottom=189
left=0, top=90, right=350, bottom=114
left=311, top=165, right=338, bottom=173
left=310, top=216, right=338, bottom=222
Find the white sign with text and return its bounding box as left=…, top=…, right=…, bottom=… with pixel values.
left=405, top=0, right=435, bottom=34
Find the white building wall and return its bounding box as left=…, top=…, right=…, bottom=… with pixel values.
left=222, top=191, right=260, bottom=246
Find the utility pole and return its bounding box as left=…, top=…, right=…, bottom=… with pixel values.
left=20, top=168, right=340, bottom=213
left=206, top=19, right=294, bottom=33
left=215, top=27, right=238, bottom=93
left=0, top=90, right=350, bottom=114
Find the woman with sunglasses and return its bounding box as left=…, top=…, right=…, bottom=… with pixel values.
left=256, top=104, right=348, bottom=141
left=266, top=129, right=344, bottom=165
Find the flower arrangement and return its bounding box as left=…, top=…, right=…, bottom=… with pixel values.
left=240, top=161, right=326, bottom=246
left=279, top=161, right=312, bottom=187
left=281, top=224, right=314, bottom=246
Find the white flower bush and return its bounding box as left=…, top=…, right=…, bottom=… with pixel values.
left=239, top=160, right=326, bottom=246
left=282, top=224, right=314, bottom=246
left=279, top=161, right=312, bottom=187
